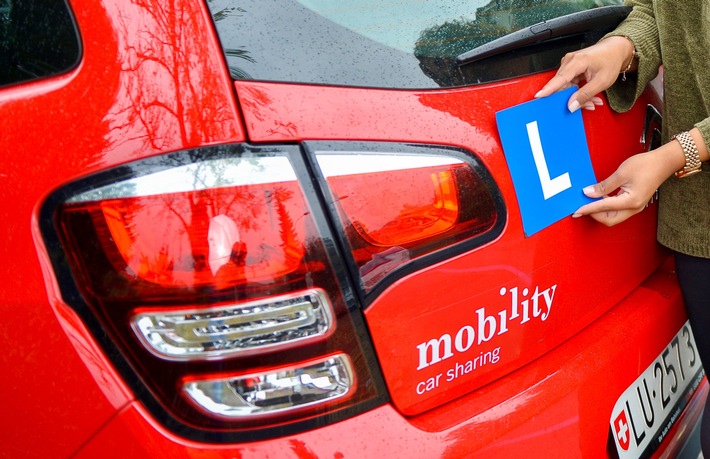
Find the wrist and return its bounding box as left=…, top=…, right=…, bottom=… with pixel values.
left=673, top=130, right=707, bottom=178
left=650, top=141, right=687, bottom=180
left=620, top=37, right=637, bottom=72
left=655, top=128, right=708, bottom=179
left=602, top=36, right=636, bottom=73
left=674, top=132, right=701, bottom=177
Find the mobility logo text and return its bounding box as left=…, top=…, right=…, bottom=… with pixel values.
left=414, top=284, right=557, bottom=395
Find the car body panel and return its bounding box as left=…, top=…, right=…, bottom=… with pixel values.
left=235, top=77, right=667, bottom=414
left=1, top=0, right=241, bottom=456
left=71, top=259, right=705, bottom=458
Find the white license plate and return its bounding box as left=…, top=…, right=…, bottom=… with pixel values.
left=610, top=321, right=705, bottom=459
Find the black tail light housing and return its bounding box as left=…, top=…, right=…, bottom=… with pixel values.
left=40, top=144, right=388, bottom=442
left=39, top=141, right=504, bottom=441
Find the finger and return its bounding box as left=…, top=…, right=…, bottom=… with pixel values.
left=573, top=190, right=623, bottom=216
left=566, top=78, right=614, bottom=112
left=580, top=175, right=623, bottom=199
left=587, top=208, right=639, bottom=227
left=534, top=59, right=589, bottom=98
left=573, top=186, right=650, bottom=219
left=572, top=199, right=613, bottom=217
left=534, top=74, right=573, bottom=99
left=567, top=86, right=598, bottom=112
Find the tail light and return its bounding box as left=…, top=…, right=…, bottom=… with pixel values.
left=183, top=354, right=354, bottom=418
left=40, top=144, right=386, bottom=441
left=303, top=141, right=505, bottom=296
left=40, top=142, right=503, bottom=440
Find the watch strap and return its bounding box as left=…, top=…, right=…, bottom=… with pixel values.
left=673, top=131, right=702, bottom=178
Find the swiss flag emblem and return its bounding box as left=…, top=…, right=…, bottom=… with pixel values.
left=613, top=410, right=631, bottom=451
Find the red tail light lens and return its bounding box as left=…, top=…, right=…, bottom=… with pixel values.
left=318, top=156, right=461, bottom=246
left=306, top=142, right=504, bottom=294
left=64, top=155, right=307, bottom=291
left=98, top=185, right=305, bottom=288
left=41, top=145, right=387, bottom=441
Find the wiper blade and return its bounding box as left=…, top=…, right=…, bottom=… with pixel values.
left=456, top=5, right=631, bottom=66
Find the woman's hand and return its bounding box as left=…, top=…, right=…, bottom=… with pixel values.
left=535, top=36, right=635, bottom=112
left=572, top=144, right=686, bottom=226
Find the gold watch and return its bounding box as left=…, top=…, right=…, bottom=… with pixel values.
left=673, top=131, right=702, bottom=178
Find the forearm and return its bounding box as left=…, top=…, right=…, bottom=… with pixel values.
left=603, top=1, right=662, bottom=112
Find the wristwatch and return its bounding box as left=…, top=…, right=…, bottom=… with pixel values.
left=673, top=131, right=702, bottom=178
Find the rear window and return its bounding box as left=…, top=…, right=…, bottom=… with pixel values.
left=0, top=0, right=80, bottom=88
left=208, top=0, right=624, bottom=89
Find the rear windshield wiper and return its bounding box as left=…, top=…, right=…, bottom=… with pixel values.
left=456, top=5, right=631, bottom=66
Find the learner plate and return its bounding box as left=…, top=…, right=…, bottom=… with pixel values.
left=609, top=321, right=704, bottom=459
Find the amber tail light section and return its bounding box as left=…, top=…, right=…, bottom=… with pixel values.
left=39, top=144, right=387, bottom=442
left=304, top=141, right=505, bottom=297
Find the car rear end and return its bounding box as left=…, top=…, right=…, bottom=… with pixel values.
left=1, top=0, right=706, bottom=458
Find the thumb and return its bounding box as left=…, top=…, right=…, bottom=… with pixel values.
left=566, top=86, right=600, bottom=113
left=582, top=183, right=603, bottom=198
left=581, top=175, right=619, bottom=199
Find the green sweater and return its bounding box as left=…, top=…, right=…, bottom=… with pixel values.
left=605, top=0, right=710, bottom=258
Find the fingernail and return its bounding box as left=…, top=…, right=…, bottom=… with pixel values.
left=568, top=100, right=580, bottom=112
left=534, top=90, right=543, bottom=98
left=583, top=186, right=595, bottom=195
left=583, top=103, right=595, bottom=111
left=572, top=212, right=582, bottom=218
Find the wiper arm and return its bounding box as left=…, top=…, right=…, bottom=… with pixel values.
left=456, top=5, right=631, bottom=66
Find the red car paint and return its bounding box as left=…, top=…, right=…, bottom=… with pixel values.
left=1, top=1, right=705, bottom=458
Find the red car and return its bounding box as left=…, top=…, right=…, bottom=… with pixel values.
left=1, top=0, right=706, bottom=457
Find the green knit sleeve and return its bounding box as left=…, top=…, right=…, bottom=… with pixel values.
left=694, top=119, right=710, bottom=154
left=602, top=0, right=662, bottom=113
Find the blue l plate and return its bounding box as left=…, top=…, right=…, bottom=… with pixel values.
left=496, top=86, right=598, bottom=237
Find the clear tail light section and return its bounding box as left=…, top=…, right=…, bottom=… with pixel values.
left=40, top=141, right=503, bottom=440
left=132, top=289, right=333, bottom=360
left=183, top=354, right=354, bottom=418
left=40, top=144, right=386, bottom=441
left=303, top=142, right=505, bottom=297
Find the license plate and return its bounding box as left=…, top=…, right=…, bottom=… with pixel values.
left=610, top=321, right=705, bottom=459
